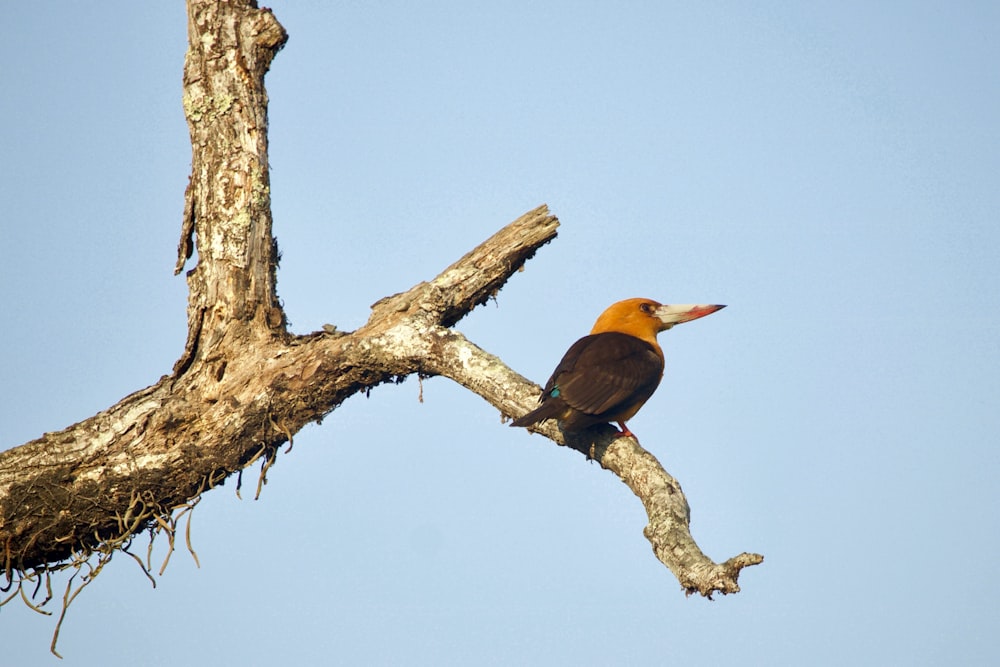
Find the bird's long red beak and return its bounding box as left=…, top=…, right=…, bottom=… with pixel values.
left=654, top=304, right=726, bottom=329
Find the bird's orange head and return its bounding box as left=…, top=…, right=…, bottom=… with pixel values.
left=590, top=298, right=726, bottom=347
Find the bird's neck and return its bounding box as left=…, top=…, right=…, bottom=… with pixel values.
left=590, top=326, right=663, bottom=357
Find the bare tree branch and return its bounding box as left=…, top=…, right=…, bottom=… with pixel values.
left=0, top=0, right=761, bottom=618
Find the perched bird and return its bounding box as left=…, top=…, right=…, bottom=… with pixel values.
left=511, top=298, right=724, bottom=440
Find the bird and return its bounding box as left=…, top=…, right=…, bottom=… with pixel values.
left=511, top=298, right=725, bottom=440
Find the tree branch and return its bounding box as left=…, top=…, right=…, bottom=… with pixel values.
left=0, top=0, right=760, bottom=615
left=421, top=330, right=763, bottom=597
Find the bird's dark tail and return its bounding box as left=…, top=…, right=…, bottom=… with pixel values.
left=510, top=399, right=565, bottom=428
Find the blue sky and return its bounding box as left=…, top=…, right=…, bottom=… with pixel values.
left=3, top=2, right=999, bottom=664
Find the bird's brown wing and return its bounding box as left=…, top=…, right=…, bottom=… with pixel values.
left=547, top=332, right=664, bottom=419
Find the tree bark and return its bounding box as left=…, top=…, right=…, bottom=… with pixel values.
left=0, top=0, right=761, bottom=611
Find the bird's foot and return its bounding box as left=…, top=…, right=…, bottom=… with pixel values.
left=616, top=421, right=638, bottom=441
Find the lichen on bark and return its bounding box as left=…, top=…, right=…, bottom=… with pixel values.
left=0, top=0, right=761, bottom=656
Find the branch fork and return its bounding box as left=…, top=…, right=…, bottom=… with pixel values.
left=0, top=6, right=761, bottom=652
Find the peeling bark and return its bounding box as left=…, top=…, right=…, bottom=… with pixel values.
left=0, top=0, right=761, bottom=620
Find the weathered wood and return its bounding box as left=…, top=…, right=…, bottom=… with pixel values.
left=0, top=0, right=761, bottom=614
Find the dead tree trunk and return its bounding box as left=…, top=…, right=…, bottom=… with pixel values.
left=0, top=0, right=762, bottom=623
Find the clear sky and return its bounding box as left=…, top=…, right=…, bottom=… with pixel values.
left=3, top=2, right=999, bottom=664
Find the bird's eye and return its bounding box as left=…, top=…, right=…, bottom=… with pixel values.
left=639, top=302, right=653, bottom=314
